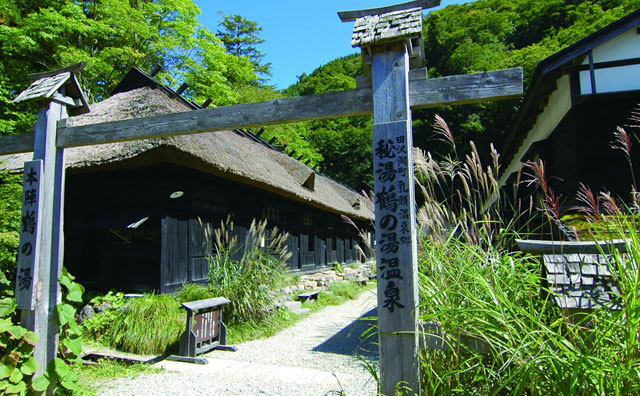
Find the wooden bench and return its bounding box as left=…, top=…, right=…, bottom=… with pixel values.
left=296, top=290, right=319, bottom=302
left=167, top=297, right=236, bottom=364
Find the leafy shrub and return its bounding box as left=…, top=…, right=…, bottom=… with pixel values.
left=0, top=268, right=85, bottom=395
left=82, top=291, right=125, bottom=343
left=0, top=318, right=41, bottom=394
left=208, top=219, right=289, bottom=324
left=103, top=294, right=184, bottom=355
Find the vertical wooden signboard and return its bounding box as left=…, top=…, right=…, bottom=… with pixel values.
left=372, top=42, right=421, bottom=395
left=15, top=160, right=43, bottom=310
left=340, top=4, right=430, bottom=394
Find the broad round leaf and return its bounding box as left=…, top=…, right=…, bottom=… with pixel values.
left=63, top=334, right=82, bottom=356
left=0, top=361, right=14, bottom=380
left=6, top=325, right=26, bottom=339
left=19, top=357, right=37, bottom=376
left=8, top=368, right=22, bottom=384
left=0, top=298, right=16, bottom=318
left=22, top=331, right=38, bottom=346
left=5, top=380, right=26, bottom=394
left=46, top=358, right=70, bottom=381
left=55, top=304, right=76, bottom=327
left=30, top=375, right=50, bottom=392
left=61, top=370, right=80, bottom=391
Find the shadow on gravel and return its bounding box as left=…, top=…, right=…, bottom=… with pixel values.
left=312, top=307, right=379, bottom=359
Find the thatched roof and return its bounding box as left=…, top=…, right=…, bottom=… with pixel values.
left=0, top=86, right=373, bottom=221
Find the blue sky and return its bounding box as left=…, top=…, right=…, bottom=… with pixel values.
left=194, top=1, right=471, bottom=90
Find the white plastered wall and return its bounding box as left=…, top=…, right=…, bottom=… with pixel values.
left=579, top=28, right=640, bottom=94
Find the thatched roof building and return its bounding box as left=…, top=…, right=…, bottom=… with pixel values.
left=1, top=84, right=372, bottom=222
left=1, top=68, right=373, bottom=293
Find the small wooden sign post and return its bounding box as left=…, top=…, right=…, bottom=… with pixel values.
left=12, top=64, right=89, bottom=382
left=1, top=2, right=522, bottom=391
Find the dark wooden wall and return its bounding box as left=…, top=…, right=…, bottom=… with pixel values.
left=65, top=163, right=370, bottom=293
left=540, top=93, right=640, bottom=207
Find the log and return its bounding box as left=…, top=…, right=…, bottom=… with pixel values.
left=0, top=68, right=522, bottom=155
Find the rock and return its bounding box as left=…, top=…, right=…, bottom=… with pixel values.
left=94, top=303, right=110, bottom=314
left=280, top=301, right=309, bottom=315
left=79, top=304, right=95, bottom=322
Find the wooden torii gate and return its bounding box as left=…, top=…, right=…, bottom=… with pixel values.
left=0, top=1, right=522, bottom=394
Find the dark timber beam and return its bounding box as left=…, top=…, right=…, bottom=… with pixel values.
left=0, top=68, right=522, bottom=155
left=1, top=133, right=35, bottom=155
left=337, top=0, right=440, bottom=22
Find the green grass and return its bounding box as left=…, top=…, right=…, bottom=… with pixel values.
left=418, top=227, right=640, bottom=395
left=76, top=359, right=162, bottom=395
left=176, top=282, right=214, bottom=303
left=228, top=281, right=376, bottom=342
left=304, top=281, right=375, bottom=313
left=102, top=294, right=185, bottom=355
left=227, top=307, right=298, bottom=344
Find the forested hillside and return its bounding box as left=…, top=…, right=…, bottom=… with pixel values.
left=283, top=0, right=640, bottom=188
left=1, top=0, right=640, bottom=185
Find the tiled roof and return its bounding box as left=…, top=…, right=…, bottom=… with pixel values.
left=543, top=253, right=621, bottom=310
left=351, top=7, right=423, bottom=47
left=13, top=72, right=71, bottom=103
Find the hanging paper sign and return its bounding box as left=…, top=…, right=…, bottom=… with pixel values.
left=15, top=160, right=43, bottom=310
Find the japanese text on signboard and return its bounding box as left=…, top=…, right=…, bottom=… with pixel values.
left=374, top=135, right=413, bottom=313
left=15, top=160, right=43, bottom=310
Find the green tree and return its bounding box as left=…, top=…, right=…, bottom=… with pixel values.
left=216, top=13, right=272, bottom=83
left=0, top=0, right=259, bottom=137
left=283, top=54, right=374, bottom=189
left=416, top=0, right=640, bottom=160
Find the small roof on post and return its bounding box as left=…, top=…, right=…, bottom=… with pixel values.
left=338, top=0, right=440, bottom=72
left=13, top=62, right=90, bottom=115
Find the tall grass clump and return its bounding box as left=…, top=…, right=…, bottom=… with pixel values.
left=208, top=218, right=290, bottom=324
left=414, top=115, right=515, bottom=247
left=416, top=113, right=640, bottom=395
left=176, top=282, right=214, bottom=303
left=102, top=294, right=184, bottom=355
left=420, top=227, right=640, bottom=395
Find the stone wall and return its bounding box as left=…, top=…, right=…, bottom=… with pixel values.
left=281, top=261, right=375, bottom=296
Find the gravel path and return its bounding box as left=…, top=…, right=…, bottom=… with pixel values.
left=97, top=290, right=379, bottom=396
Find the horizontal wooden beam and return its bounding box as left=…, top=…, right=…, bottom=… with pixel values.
left=410, top=67, right=523, bottom=109
left=516, top=238, right=628, bottom=254
left=0, top=132, right=35, bottom=155
left=0, top=67, right=523, bottom=155
left=55, top=88, right=373, bottom=149
left=338, top=0, right=440, bottom=22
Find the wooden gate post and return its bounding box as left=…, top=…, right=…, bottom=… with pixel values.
left=340, top=3, right=433, bottom=394
left=372, top=42, right=421, bottom=395
left=13, top=64, right=88, bottom=381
